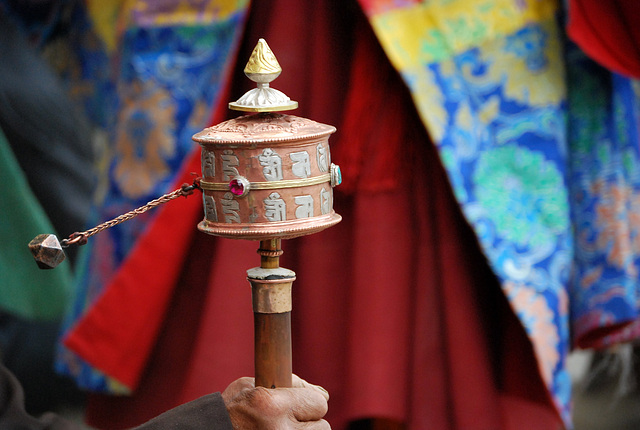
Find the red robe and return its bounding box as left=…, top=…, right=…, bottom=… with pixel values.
left=567, top=0, right=640, bottom=78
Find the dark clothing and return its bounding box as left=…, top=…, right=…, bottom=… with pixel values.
left=131, top=393, right=233, bottom=430
left=0, top=9, right=96, bottom=250
left=0, top=363, right=233, bottom=430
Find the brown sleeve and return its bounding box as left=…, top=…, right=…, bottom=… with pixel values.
left=133, top=393, right=233, bottom=430
left=0, top=362, right=81, bottom=430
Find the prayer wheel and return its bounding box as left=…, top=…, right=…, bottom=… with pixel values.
left=28, top=38, right=341, bottom=391
left=193, top=39, right=342, bottom=388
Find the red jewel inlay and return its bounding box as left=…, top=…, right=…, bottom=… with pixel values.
left=229, top=178, right=245, bottom=196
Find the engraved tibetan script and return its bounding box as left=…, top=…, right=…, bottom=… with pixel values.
left=294, top=195, right=314, bottom=219
left=317, top=143, right=329, bottom=173
left=202, top=149, right=215, bottom=177
left=204, top=195, right=218, bottom=222
left=264, top=192, right=286, bottom=221
left=259, top=148, right=283, bottom=181
left=221, top=192, right=241, bottom=223
left=221, top=150, right=239, bottom=180
left=249, top=207, right=259, bottom=223
left=290, top=151, right=311, bottom=178
left=320, top=187, right=330, bottom=215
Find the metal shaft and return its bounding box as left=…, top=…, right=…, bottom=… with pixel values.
left=254, top=312, right=292, bottom=388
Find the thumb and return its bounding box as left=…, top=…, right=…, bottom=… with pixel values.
left=222, top=376, right=255, bottom=404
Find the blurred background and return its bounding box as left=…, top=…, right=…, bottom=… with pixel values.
left=2, top=0, right=640, bottom=429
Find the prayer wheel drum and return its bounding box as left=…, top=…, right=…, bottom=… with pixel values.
left=193, top=112, right=342, bottom=240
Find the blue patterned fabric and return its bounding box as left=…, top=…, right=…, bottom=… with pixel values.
left=419, top=19, right=574, bottom=424
left=48, top=1, right=249, bottom=393
left=567, top=45, right=640, bottom=349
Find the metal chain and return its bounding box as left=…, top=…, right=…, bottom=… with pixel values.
left=61, top=178, right=201, bottom=248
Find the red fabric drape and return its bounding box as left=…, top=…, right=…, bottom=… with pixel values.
left=567, top=0, right=640, bottom=79
left=73, top=1, right=563, bottom=428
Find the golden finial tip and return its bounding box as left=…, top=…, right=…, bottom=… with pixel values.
left=229, top=39, right=297, bottom=112
left=244, top=38, right=282, bottom=79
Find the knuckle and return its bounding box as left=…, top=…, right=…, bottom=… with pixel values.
left=242, top=386, right=283, bottom=413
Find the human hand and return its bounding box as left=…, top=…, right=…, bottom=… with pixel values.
left=221, top=374, right=330, bottom=429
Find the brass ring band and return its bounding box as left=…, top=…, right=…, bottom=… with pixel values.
left=200, top=173, right=331, bottom=192
left=257, top=248, right=284, bottom=257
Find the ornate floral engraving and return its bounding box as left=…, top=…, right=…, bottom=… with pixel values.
left=202, top=114, right=312, bottom=138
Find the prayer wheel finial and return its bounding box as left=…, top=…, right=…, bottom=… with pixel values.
left=229, top=39, right=298, bottom=112
left=244, top=38, right=282, bottom=76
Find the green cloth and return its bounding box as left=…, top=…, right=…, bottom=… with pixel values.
left=0, top=128, right=73, bottom=320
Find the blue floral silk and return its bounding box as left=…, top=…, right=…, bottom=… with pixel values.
left=44, top=1, right=249, bottom=393
left=568, top=47, right=640, bottom=349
